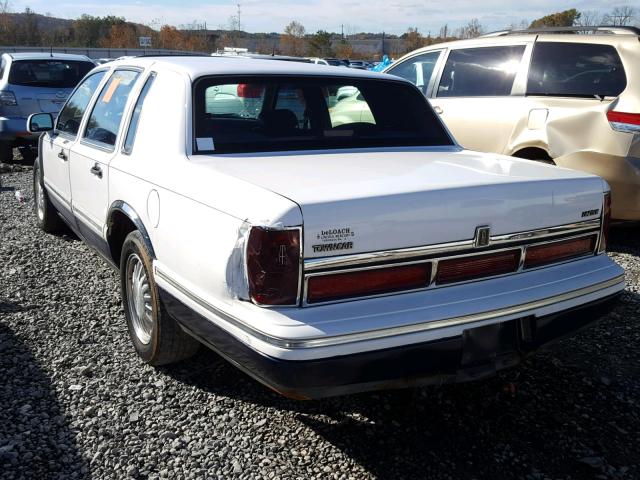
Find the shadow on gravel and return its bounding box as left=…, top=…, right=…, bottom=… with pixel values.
left=166, top=288, right=639, bottom=479
left=0, top=320, right=88, bottom=479
left=610, top=224, right=640, bottom=253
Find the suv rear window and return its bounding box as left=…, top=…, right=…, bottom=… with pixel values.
left=8, top=60, right=94, bottom=88
left=193, top=76, right=453, bottom=154
left=527, top=42, right=626, bottom=98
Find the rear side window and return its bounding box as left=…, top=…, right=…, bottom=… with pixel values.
left=193, top=76, right=453, bottom=154
left=527, top=42, right=626, bottom=98
left=387, top=51, right=441, bottom=94
left=83, top=70, right=140, bottom=148
left=8, top=60, right=94, bottom=88
left=56, top=71, right=106, bottom=137
left=437, top=46, right=526, bottom=97
left=123, top=73, right=156, bottom=154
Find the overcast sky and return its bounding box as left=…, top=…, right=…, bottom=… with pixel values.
left=9, top=0, right=637, bottom=34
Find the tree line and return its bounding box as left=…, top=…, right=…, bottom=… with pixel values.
left=0, top=5, right=637, bottom=59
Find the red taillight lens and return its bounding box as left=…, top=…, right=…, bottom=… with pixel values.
left=606, top=110, right=640, bottom=133
left=307, top=263, right=431, bottom=304
left=237, top=83, right=264, bottom=98
left=599, top=192, right=611, bottom=253
left=246, top=227, right=300, bottom=305
left=524, top=235, right=596, bottom=269
left=436, top=250, right=520, bottom=285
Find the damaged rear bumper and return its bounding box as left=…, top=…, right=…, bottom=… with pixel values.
left=160, top=288, right=621, bottom=399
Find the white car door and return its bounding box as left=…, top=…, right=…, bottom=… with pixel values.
left=69, top=69, right=141, bottom=241
left=41, top=71, right=107, bottom=216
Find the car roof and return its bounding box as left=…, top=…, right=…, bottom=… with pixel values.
left=109, top=55, right=394, bottom=81
left=6, top=52, right=93, bottom=62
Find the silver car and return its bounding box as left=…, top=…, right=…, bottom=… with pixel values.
left=0, top=52, right=94, bottom=162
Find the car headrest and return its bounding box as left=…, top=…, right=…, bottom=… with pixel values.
left=259, top=109, right=298, bottom=135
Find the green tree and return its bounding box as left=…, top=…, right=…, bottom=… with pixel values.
left=529, top=9, right=581, bottom=28
left=307, top=30, right=333, bottom=57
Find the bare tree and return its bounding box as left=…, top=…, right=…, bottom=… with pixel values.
left=458, top=18, right=483, bottom=38
left=280, top=20, right=306, bottom=56
left=604, top=6, right=635, bottom=26
left=575, top=10, right=601, bottom=26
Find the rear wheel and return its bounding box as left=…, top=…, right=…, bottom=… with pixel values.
left=33, top=160, right=64, bottom=233
left=0, top=142, right=13, bottom=163
left=120, top=230, right=199, bottom=365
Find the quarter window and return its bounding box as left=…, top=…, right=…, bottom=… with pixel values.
left=387, top=51, right=441, bottom=94
left=527, top=42, right=626, bottom=98
left=437, top=46, right=526, bottom=97
left=123, top=72, right=156, bottom=154
left=56, top=71, right=106, bottom=137
left=83, top=70, right=140, bottom=148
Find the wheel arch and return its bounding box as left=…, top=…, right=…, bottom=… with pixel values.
left=511, top=146, right=554, bottom=163
left=107, top=201, right=156, bottom=268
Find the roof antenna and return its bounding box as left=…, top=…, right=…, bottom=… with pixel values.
left=50, top=45, right=53, bottom=58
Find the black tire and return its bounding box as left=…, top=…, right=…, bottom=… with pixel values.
left=120, top=230, right=199, bottom=365
left=0, top=142, right=13, bottom=163
left=33, top=160, right=64, bottom=233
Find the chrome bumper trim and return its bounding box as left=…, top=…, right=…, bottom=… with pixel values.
left=155, top=267, right=624, bottom=350
left=304, top=219, right=601, bottom=272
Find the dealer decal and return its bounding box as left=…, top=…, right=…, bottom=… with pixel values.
left=312, top=226, right=355, bottom=253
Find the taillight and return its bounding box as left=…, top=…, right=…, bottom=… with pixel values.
left=237, top=84, right=264, bottom=98
left=606, top=110, right=640, bottom=133
left=0, top=91, right=17, bottom=106
left=246, top=227, right=300, bottom=305
left=436, top=250, right=520, bottom=285
left=306, top=263, right=431, bottom=304
left=524, top=235, right=596, bottom=269
left=599, top=192, right=611, bottom=253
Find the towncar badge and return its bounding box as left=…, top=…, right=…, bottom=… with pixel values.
left=474, top=226, right=491, bottom=247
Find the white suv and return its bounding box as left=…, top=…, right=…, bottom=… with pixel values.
left=385, top=26, right=640, bottom=221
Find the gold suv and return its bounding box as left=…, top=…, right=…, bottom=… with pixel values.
left=385, top=26, right=640, bottom=220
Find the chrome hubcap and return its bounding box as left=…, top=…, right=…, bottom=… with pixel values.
left=35, top=179, right=45, bottom=221
left=126, top=254, right=154, bottom=344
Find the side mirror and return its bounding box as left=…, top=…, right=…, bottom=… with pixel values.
left=27, top=113, right=54, bottom=133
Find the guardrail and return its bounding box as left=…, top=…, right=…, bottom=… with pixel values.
left=0, top=46, right=208, bottom=59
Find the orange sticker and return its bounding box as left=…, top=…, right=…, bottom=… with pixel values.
left=102, top=77, right=122, bottom=103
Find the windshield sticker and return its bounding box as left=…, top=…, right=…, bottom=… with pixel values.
left=196, top=137, right=215, bottom=151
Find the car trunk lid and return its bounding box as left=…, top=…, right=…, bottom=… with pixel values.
left=193, top=148, right=605, bottom=257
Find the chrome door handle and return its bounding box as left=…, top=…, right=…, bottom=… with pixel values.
left=90, top=163, right=103, bottom=179
left=57, top=150, right=67, bottom=160
left=433, top=106, right=443, bottom=115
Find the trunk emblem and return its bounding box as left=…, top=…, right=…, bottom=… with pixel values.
left=56, top=91, right=67, bottom=99
left=474, top=226, right=491, bottom=247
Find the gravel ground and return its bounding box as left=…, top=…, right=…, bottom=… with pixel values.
left=1, top=168, right=639, bottom=480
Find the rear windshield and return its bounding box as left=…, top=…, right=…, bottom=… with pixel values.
left=8, top=60, right=94, bottom=88
left=527, top=42, right=627, bottom=98
left=193, top=76, right=453, bottom=154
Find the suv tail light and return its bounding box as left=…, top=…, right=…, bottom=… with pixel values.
left=606, top=110, right=640, bottom=133
left=246, top=227, right=300, bottom=305
left=237, top=84, right=264, bottom=98
left=0, top=91, right=17, bottom=106
left=599, top=192, right=611, bottom=253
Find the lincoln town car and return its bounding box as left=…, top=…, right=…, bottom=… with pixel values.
left=28, top=56, right=624, bottom=399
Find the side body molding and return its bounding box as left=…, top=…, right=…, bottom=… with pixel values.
left=107, top=200, right=156, bottom=259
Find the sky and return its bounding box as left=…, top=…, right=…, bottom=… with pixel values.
left=9, top=0, right=636, bottom=35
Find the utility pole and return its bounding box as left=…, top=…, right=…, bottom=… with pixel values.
left=381, top=31, right=385, bottom=56
left=237, top=3, right=241, bottom=31
left=341, top=24, right=344, bottom=38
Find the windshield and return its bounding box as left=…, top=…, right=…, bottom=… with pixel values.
left=9, top=60, right=94, bottom=88
left=193, top=76, right=453, bottom=154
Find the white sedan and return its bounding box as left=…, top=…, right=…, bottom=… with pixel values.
left=28, top=56, right=624, bottom=399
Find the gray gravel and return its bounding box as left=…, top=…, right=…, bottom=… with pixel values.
left=1, top=168, right=639, bottom=480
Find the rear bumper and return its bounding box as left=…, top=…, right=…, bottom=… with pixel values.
left=0, top=116, right=37, bottom=143
left=161, top=288, right=622, bottom=399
